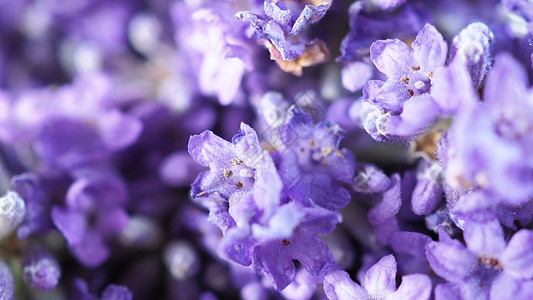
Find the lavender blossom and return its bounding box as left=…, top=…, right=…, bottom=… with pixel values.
left=449, top=22, right=494, bottom=88
left=188, top=122, right=276, bottom=202
left=362, top=23, right=447, bottom=141
left=426, top=212, right=533, bottom=299
left=236, top=0, right=331, bottom=75
left=278, top=106, right=355, bottom=210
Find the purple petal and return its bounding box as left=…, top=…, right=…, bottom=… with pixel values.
left=251, top=201, right=305, bottom=240
left=71, top=230, right=110, bottom=268
left=323, top=270, right=369, bottom=300
left=434, top=283, right=462, bottom=300
left=484, top=52, right=528, bottom=105
left=388, top=274, right=432, bottom=300
left=300, top=207, right=342, bottom=235
left=219, top=227, right=254, bottom=266
left=290, top=233, right=335, bottom=276
left=232, top=123, right=264, bottom=167
left=253, top=241, right=296, bottom=291
left=375, top=94, right=439, bottom=139
left=501, top=229, right=533, bottom=279
left=370, top=39, right=414, bottom=79
left=431, top=61, right=478, bottom=115
left=463, top=211, right=505, bottom=256
left=490, top=273, right=533, bottom=300
left=98, top=110, right=143, bottom=151
left=342, top=61, right=374, bottom=93
left=390, top=231, right=432, bottom=257
left=363, top=254, right=397, bottom=298
left=51, top=206, right=87, bottom=246
left=412, top=24, right=448, bottom=72
left=363, top=80, right=410, bottom=114
left=368, top=174, right=401, bottom=225
left=188, top=130, right=234, bottom=167
left=95, top=207, right=129, bottom=236
left=425, top=240, right=477, bottom=282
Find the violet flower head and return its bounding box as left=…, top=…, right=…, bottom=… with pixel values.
left=188, top=122, right=275, bottom=202
left=236, top=0, right=331, bottom=75
left=278, top=106, right=355, bottom=210
left=362, top=23, right=447, bottom=141
left=426, top=212, right=533, bottom=299
left=449, top=22, right=494, bottom=88
left=323, top=254, right=432, bottom=300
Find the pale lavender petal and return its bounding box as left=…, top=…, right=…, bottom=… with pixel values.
left=290, top=233, right=335, bottom=276
left=71, top=230, right=110, bottom=268
left=431, top=61, right=478, bottom=115
left=253, top=241, right=296, bottom=291
left=342, top=61, right=374, bottom=93
left=484, top=52, right=528, bottom=104
left=98, top=110, right=143, bottom=151
left=370, top=39, right=414, bottom=79
left=425, top=240, right=477, bottom=282
left=490, top=273, right=533, bottom=300
left=387, top=274, right=431, bottom=300
left=501, top=229, right=533, bottom=279
left=363, top=254, right=397, bottom=298
left=375, top=94, right=439, bottom=139
left=368, top=174, right=401, bottom=225
left=363, top=80, right=410, bottom=114
left=188, top=130, right=235, bottom=167
left=51, top=206, right=87, bottom=246
left=323, top=270, right=369, bottom=300
left=412, top=24, right=448, bottom=72
left=463, top=211, right=505, bottom=256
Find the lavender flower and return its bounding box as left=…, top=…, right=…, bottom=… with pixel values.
left=188, top=122, right=276, bottom=202
left=362, top=23, right=447, bottom=141
left=426, top=212, right=533, bottom=299
left=236, top=0, right=331, bottom=75
left=277, top=107, right=355, bottom=210
left=449, top=22, right=494, bottom=88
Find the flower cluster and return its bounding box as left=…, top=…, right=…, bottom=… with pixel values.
left=1, top=0, right=533, bottom=299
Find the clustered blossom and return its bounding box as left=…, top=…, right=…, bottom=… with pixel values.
left=1, top=0, right=533, bottom=299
